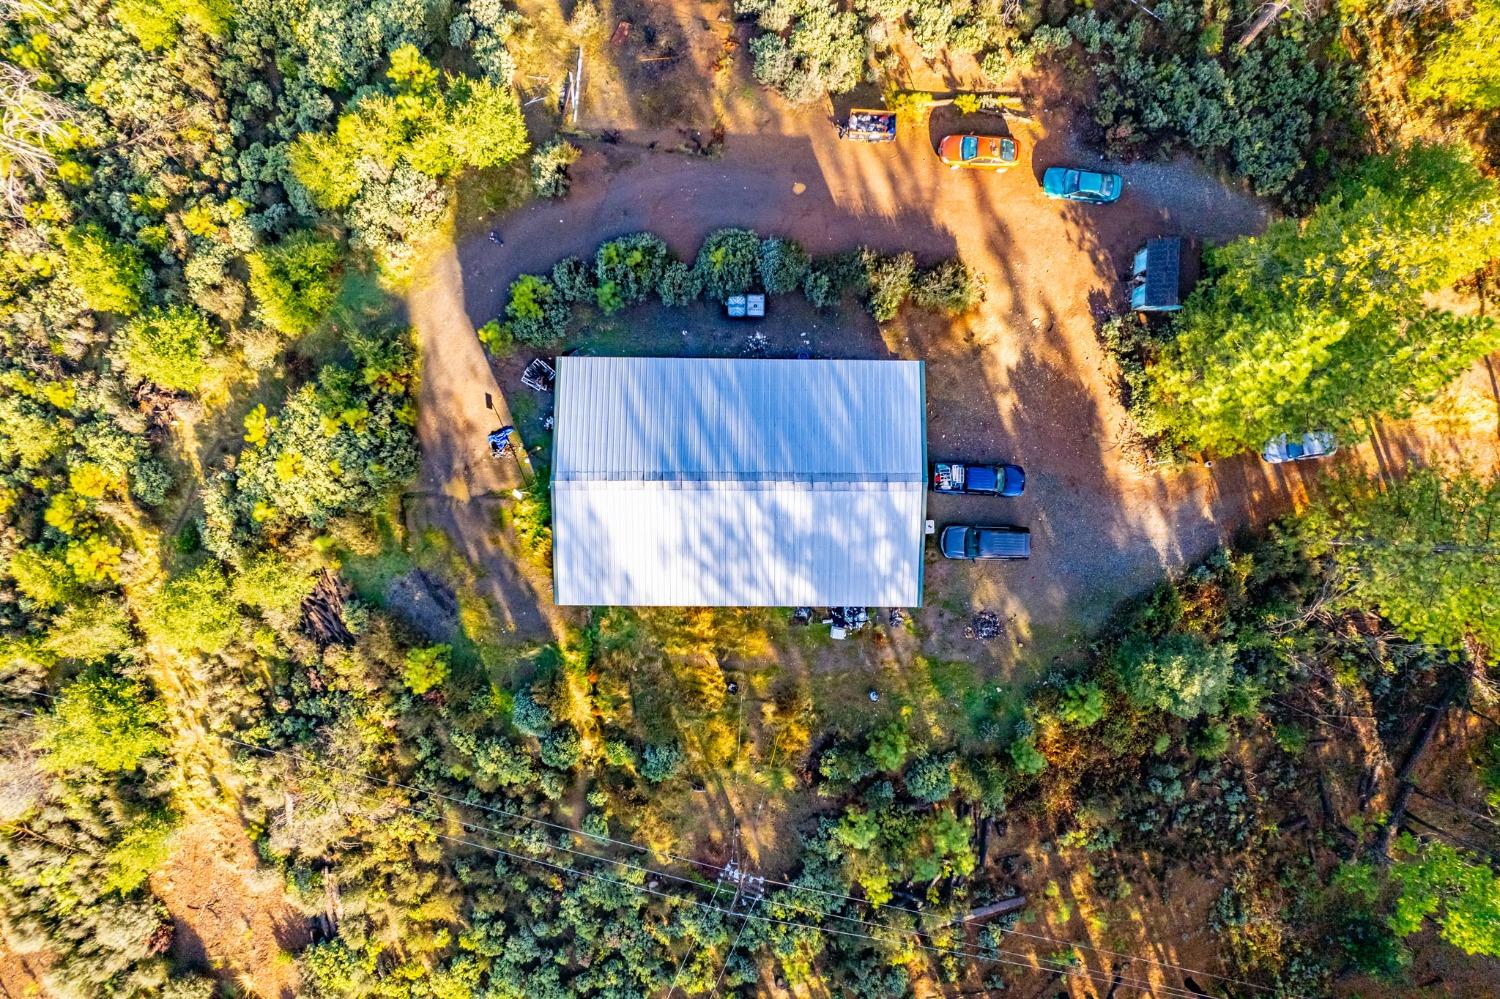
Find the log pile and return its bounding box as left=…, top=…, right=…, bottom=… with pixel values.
left=301, top=570, right=354, bottom=648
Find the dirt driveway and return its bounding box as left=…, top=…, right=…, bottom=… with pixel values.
left=410, top=91, right=1496, bottom=665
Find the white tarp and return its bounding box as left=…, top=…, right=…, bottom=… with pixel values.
left=551, top=356, right=926, bottom=607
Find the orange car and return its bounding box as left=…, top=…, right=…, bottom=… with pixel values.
left=938, top=133, right=1019, bottom=170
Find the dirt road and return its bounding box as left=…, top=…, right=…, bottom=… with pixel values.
left=409, top=95, right=1493, bottom=657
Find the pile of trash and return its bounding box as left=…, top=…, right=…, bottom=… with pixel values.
left=887, top=608, right=906, bottom=628
left=965, top=611, right=1003, bottom=640
left=826, top=606, right=869, bottom=639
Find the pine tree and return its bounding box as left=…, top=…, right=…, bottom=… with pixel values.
left=1143, top=144, right=1500, bottom=453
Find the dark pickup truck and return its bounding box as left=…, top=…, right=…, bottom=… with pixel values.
left=932, top=462, right=1025, bottom=497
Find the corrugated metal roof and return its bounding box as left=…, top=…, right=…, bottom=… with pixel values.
left=551, top=357, right=926, bottom=607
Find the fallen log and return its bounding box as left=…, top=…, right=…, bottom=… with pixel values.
left=954, top=895, right=1026, bottom=924
left=1376, top=675, right=1464, bottom=861
left=1236, top=0, right=1289, bottom=49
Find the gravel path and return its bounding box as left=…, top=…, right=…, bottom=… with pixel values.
left=407, top=99, right=1377, bottom=659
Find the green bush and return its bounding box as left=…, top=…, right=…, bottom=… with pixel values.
left=802, top=267, right=838, bottom=308
left=657, top=260, right=702, bottom=305
left=862, top=250, right=915, bottom=321
left=1114, top=632, right=1237, bottom=719
left=551, top=256, right=596, bottom=303
left=402, top=644, right=452, bottom=694
left=912, top=258, right=983, bottom=315
left=866, top=719, right=911, bottom=772
left=694, top=228, right=760, bottom=301
left=103, top=812, right=177, bottom=894
left=1010, top=735, right=1047, bottom=775
left=477, top=319, right=513, bottom=355
left=247, top=230, right=344, bottom=337
left=595, top=232, right=670, bottom=305
left=905, top=753, right=957, bottom=803
left=40, top=672, right=168, bottom=774
left=116, top=305, right=221, bottom=392
left=759, top=236, right=810, bottom=294
left=1062, top=8, right=1355, bottom=200
left=144, top=563, right=241, bottom=656
left=504, top=274, right=572, bottom=344
left=1057, top=680, right=1106, bottom=729
left=62, top=223, right=148, bottom=315
left=642, top=743, right=685, bottom=783
left=741, top=0, right=867, bottom=103
left=595, top=280, right=625, bottom=314
left=531, top=138, right=582, bottom=198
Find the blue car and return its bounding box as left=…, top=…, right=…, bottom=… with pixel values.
left=1041, top=167, right=1122, bottom=204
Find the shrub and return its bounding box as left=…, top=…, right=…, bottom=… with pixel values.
left=477, top=319, right=513, bottom=355
left=759, top=237, right=810, bottom=294
left=1010, top=735, right=1047, bottom=775
left=642, top=743, right=685, bottom=783
left=247, top=230, right=344, bottom=337
left=595, top=232, right=670, bottom=305
left=694, top=228, right=760, bottom=301
left=531, top=139, right=582, bottom=198
left=1191, top=720, right=1231, bottom=759
left=104, top=812, right=177, bottom=894
left=1060, top=9, right=1355, bottom=200
left=912, top=258, right=983, bottom=314
left=905, top=753, right=957, bottom=803
left=62, top=223, right=148, bottom=315
left=953, top=93, right=981, bottom=114
left=742, top=0, right=867, bottom=104
left=866, top=719, right=911, bottom=772
left=862, top=250, right=915, bottom=321
left=820, top=744, right=876, bottom=787
left=40, top=673, right=168, bottom=774
left=657, top=260, right=702, bottom=306
left=144, top=563, right=241, bottom=656
left=803, top=267, right=837, bottom=308
left=116, top=305, right=221, bottom=392
left=402, top=644, right=451, bottom=694
left=1114, top=632, right=1237, bottom=719
left=551, top=256, right=596, bottom=303
left=1057, top=680, right=1106, bottom=729
left=504, top=274, right=572, bottom=344
left=595, top=280, right=625, bottom=314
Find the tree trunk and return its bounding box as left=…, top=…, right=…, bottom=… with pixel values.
left=1237, top=1, right=1289, bottom=48
left=1376, top=674, right=1465, bottom=860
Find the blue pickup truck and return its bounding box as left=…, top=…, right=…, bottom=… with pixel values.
left=932, top=462, right=1025, bottom=497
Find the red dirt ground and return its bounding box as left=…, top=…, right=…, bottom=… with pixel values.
left=149, top=812, right=309, bottom=999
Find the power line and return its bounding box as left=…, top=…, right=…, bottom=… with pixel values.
left=0, top=685, right=1278, bottom=997
left=0, top=698, right=1207, bottom=999
left=0, top=684, right=1281, bottom=997
left=709, top=892, right=755, bottom=998
left=0, top=696, right=1187, bottom=999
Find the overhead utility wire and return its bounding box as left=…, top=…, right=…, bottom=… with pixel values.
left=0, top=685, right=1286, bottom=997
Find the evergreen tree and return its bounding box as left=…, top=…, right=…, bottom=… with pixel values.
left=1297, top=467, right=1500, bottom=656
left=1142, top=144, right=1500, bottom=453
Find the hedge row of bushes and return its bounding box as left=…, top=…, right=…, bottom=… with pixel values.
left=480, top=228, right=984, bottom=348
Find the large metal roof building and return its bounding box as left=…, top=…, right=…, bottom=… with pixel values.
left=551, top=356, right=926, bottom=607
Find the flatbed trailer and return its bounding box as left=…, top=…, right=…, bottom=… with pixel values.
left=840, top=109, right=897, bottom=143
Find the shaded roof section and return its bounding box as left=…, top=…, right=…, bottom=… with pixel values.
left=551, top=357, right=926, bottom=607
left=1141, top=237, right=1181, bottom=309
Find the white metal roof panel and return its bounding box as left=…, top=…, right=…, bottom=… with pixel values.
left=551, top=357, right=925, bottom=607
